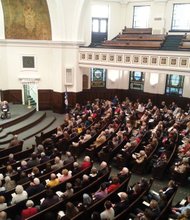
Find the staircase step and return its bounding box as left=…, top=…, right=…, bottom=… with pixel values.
left=0, top=112, right=46, bottom=145
left=161, top=35, right=184, bottom=50
left=20, top=115, right=56, bottom=140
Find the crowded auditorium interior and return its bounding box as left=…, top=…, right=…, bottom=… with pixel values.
left=0, top=0, right=190, bottom=219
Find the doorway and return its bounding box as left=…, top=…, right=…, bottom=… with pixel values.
left=22, top=82, right=39, bottom=111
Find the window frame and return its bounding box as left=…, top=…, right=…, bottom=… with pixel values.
left=171, top=3, right=190, bottom=31
left=165, top=74, right=184, bottom=96
left=129, top=71, right=145, bottom=91
left=132, top=5, right=150, bottom=28
left=92, top=17, right=108, bottom=33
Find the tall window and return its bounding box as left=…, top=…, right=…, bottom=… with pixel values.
left=129, top=71, right=144, bottom=91
left=165, top=74, right=184, bottom=96
left=171, top=4, right=190, bottom=31
left=133, top=6, right=150, bottom=28
left=91, top=5, right=109, bottom=44
left=91, top=68, right=106, bottom=88
left=92, top=18, right=108, bottom=33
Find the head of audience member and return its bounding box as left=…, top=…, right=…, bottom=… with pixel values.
left=31, top=166, right=40, bottom=176
left=74, top=161, right=79, bottom=167
left=4, top=176, right=11, bottom=184
left=50, top=173, right=57, bottom=181
left=90, top=167, right=97, bottom=176
left=65, top=182, right=73, bottom=190
left=119, top=192, right=128, bottom=202
left=26, top=200, right=35, bottom=208
left=0, top=196, right=6, bottom=205
left=37, top=144, right=44, bottom=154
left=83, top=193, right=92, bottom=206
left=82, top=174, right=89, bottom=182
left=104, top=200, right=113, bottom=210
left=100, top=161, right=108, bottom=169
left=31, top=152, right=38, bottom=160
left=6, top=165, right=15, bottom=174
left=54, top=156, right=61, bottom=164
left=149, top=199, right=159, bottom=210
left=168, top=180, right=175, bottom=188
left=15, top=185, right=24, bottom=195
left=120, top=167, right=129, bottom=175
left=8, top=153, right=15, bottom=161
left=84, top=156, right=90, bottom=162
left=31, top=178, right=40, bottom=186
left=21, top=160, right=28, bottom=168
left=61, top=169, right=69, bottom=177
left=0, top=211, right=7, bottom=220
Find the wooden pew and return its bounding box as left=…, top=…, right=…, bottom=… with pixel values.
left=117, top=34, right=166, bottom=41
left=0, top=141, right=23, bottom=158
left=0, top=145, right=35, bottom=167
left=122, top=28, right=152, bottom=35
left=102, top=40, right=163, bottom=49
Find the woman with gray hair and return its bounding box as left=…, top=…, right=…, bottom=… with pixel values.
left=11, top=185, right=28, bottom=205
left=21, top=200, right=38, bottom=220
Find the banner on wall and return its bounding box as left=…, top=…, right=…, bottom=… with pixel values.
left=91, top=68, right=106, bottom=88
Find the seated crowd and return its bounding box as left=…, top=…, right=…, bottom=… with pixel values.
left=0, top=97, right=190, bottom=220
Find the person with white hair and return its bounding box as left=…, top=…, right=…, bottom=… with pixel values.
left=11, top=185, right=28, bottom=204
left=51, top=156, right=63, bottom=170
left=63, top=151, right=75, bottom=165
left=72, top=162, right=81, bottom=176
left=40, top=152, right=50, bottom=164
left=117, top=167, right=130, bottom=183
left=113, top=192, right=129, bottom=215
left=21, top=200, right=38, bottom=220
left=26, top=178, right=45, bottom=197
left=61, top=182, right=74, bottom=199
left=97, top=161, right=109, bottom=177
left=7, top=153, right=16, bottom=165
left=81, top=174, right=90, bottom=188
left=80, top=156, right=91, bottom=170
left=20, top=160, right=28, bottom=171
left=3, top=176, right=16, bottom=191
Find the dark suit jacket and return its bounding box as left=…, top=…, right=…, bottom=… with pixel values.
left=26, top=184, right=45, bottom=197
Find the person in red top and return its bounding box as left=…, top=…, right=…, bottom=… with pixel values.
left=107, top=176, right=120, bottom=193
left=21, top=200, right=38, bottom=220
left=80, top=156, right=91, bottom=170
